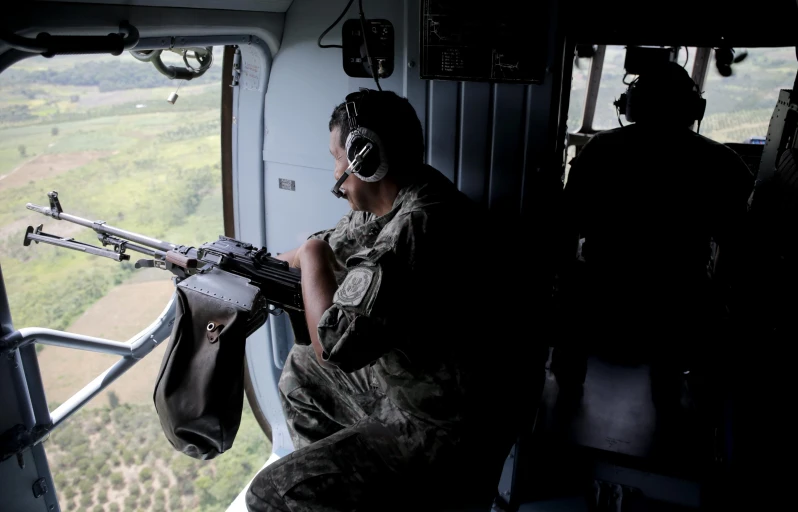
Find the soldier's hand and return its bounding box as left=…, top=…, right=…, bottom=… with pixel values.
left=275, top=246, right=301, bottom=268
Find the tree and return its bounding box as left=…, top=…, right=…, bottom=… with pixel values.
left=78, top=478, right=93, bottom=494
left=139, top=467, right=152, bottom=482
left=109, top=471, right=124, bottom=490
left=107, top=391, right=120, bottom=409
left=168, top=492, right=182, bottom=510
left=123, top=494, right=137, bottom=510
left=80, top=491, right=93, bottom=507
left=17, top=145, right=26, bottom=157
left=51, top=127, right=59, bottom=136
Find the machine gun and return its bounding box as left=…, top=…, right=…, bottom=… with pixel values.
left=23, top=191, right=309, bottom=345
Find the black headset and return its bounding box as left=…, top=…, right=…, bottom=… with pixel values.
left=614, top=71, right=707, bottom=124
left=330, top=88, right=389, bottom=198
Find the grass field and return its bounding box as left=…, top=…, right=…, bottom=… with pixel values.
left=1, top=50, right=271, bottom=512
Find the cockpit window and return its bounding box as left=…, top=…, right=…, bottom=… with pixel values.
left=568, top=45, right=698, bottom=133
left=568, top=45, right=797, bottom=142
left=0, top=48, right=270, bottom=511
left=700, top=47, right=797, bottom=143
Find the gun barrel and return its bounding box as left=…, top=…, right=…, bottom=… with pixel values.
left=26, top=202, right=176, bottom=253
left=100, top=234, right=167, bottom=259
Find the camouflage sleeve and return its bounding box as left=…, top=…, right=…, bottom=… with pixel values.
left=307, top=228, right=335, bottom=243
left=307, top=212, right=352, bottom=251
left=315, top=215, right=416, bottom=373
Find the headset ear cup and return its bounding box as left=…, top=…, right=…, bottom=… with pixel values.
left=347, top=127, right=388, bottom=182
left=346, top=131, right=369, bottom=166
left=624, top=90, right=636, bottom=123
left=695, top=97, right=706, bottom=122
left=615, top=93, right=629, bottom=121
left=346, top=130, right=380, bottom=179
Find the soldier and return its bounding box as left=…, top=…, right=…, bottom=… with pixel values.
left=246, top=89, right=535, bottom=511
left=552, top=61, right=753, bottom=408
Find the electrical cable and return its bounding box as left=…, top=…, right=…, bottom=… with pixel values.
left=318, top=0, right=356, bottom=49
left=358, top=0, right=382, bottom=91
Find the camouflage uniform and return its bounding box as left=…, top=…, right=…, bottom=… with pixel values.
left=246, top=165, right=525, bottom=511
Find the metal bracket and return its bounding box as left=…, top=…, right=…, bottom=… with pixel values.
left=32, top=477, right=48, bottom=498
left=231, top=46, right=241, bottom=87
left=345, top=101, right=359, bottom=131
left=0, top=330, right=26, bottom=356
left=177, top=267, right=261, bottom=312
left=0, top=423, right=53, bottom=465
left=46, top=191, right=62, bottom=215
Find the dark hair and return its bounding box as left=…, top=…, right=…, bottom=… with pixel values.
left=329, top=90, right=424, bottom=168
left=632, top=61, right=700, bottom=126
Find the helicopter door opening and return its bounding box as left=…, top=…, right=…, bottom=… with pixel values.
left=0, top=5, right=283, bottom=506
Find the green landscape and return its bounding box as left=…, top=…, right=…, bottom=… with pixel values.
left=0, top=48, right=271, bottom=511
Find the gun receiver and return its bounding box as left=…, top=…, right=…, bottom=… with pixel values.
left=24, top=191, right=309, bottom=344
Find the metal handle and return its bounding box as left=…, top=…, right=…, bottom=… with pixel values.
left=0, top=21, right=139, bottom=57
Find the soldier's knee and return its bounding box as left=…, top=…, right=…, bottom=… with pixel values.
left=245, top=468, right=289, bottom=512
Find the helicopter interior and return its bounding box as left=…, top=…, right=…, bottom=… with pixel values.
left=1, top=1, right=797, bottom=511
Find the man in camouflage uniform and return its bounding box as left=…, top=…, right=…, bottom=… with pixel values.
left=245, top=90, right=530, bottom=511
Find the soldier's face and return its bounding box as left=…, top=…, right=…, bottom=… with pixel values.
left=330, top=128, right=369, bottom=211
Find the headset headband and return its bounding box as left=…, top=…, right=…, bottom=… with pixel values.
left=344, top=88, right=372, bottom=131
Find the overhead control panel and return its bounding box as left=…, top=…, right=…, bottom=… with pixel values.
left=419, top=0, right=548, bottom=84
left=623, top=46, right=679, bottom=75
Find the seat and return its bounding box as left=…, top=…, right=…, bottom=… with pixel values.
left=499, top=354, right=709, bottom=511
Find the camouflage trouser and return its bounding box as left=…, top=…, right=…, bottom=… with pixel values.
left=245, top=345, right=475, bottom=512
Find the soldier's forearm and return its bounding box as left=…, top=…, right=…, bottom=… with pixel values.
left=298, top=240, right=338, bottom=369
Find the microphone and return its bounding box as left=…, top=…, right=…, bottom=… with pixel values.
left=330, top=142, right=373, bottom=198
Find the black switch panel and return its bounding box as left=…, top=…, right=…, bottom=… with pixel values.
left=420, top=0, right=548, bottom=84
left=342, top=18, right=394, bottom=79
